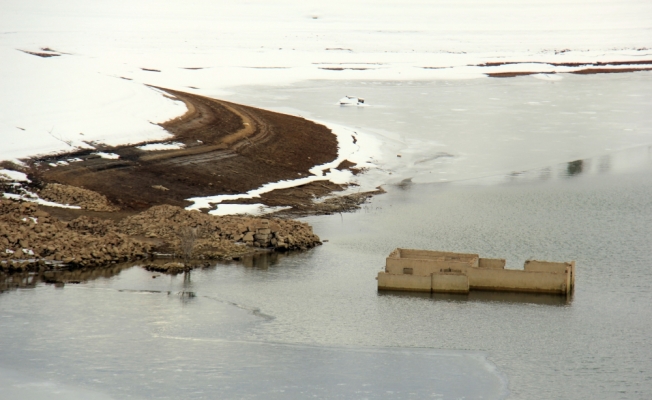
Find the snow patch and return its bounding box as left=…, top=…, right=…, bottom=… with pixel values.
left=2, top=192, right=81, bottom=209
left=0, top=169, right=29, bottom=182
left=94, top=152, right=120, bottom=159
left=210, top=204, right=291, bottom=216
left=137, top=142, right=185, bottom=151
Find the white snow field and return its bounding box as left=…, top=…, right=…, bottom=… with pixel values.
left=1, top=0, right=650, bottom=161
left=1, top=0, right=651, bottom=211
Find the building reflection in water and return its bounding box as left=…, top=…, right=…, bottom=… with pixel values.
left=378, top=288, right=573, bottom=306
left=598, top=155, right=611, bottom=174
left=566, top=159, right=584, bottom=177
left=0, top=263, right=133, bottom=294
left=240, top=251, right=286, bottom=270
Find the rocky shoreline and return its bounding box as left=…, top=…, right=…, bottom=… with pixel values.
left=0, top=198, right=321, bottom=275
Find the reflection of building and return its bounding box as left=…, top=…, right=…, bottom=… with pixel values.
left=0, top=264, right=132, bottom=293
left=566, top=159, right=584, bottom=176
left=377, top=249, right=575, bottom=295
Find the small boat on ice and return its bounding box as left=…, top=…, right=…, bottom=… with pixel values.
left=339, top=96, right=365, bottom=106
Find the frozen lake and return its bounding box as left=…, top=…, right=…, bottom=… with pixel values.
left=222, top=72, right=652, bottom=187
left=2, top=73, right=652, bottom=399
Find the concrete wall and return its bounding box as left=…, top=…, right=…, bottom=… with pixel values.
left=467, top=267, right=570, bottom=294
left=379, top=248, right=574, bottom=295
left=377, top=272, right=431, bottom=292
left=396, top=249, right=479, bottom=266
left=387, top=248, right=401, bottom=259
left=479, top=258, right=506, bottom=269
left=524, top=260, right=570, bottom=273
left=431, top=272, right=469, bottom=293
left=524, top=260, right=575, bottom=289
left=386, top=258, right=476, bottom=276
left=378, top=267, right=570, bottom=294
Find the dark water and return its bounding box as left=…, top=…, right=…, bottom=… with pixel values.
left=2, top=74, right=652, bottom=399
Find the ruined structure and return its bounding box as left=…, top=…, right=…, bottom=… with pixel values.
left=377, top=249, right=575, bottom=295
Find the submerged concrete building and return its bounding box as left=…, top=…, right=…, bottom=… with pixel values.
left=377, top=249, right=575, bottom=295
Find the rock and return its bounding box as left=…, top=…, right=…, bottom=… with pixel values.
left=0, top=199, right=323, bottom=273
left=39, top=183, right=119, bottom=212
left=34, top=210, right=49, bottom=218
left=144, top=262, right=186, bottom=274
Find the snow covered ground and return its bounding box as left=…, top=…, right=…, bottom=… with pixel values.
left=1, top=0, right=650, bottom=211
left=1, top=0, right=650, bottom=161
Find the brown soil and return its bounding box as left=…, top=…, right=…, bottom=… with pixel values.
left=570, top=67, right=652, bottom=74
left=19, top=49, right=61, bottom=58
left=319, top=67, right=372, bottom=71
left=39, top=183, right=119, bottom=212
left=476, top=60, right=652, bottom=68
left=474, top=59, right=652, bottom=78
left=487, top=67, right=652, bottom=78
left=486, top=71, right=544, bottom=78
left=222, top=182, right=386, bottom=218
left=33, top=87, right=348, bottom=214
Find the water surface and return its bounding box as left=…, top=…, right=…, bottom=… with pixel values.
left=2, top=73, right=652, bottom=399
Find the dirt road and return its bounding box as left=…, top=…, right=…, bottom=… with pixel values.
left=35, top=88, right=351, bottom=214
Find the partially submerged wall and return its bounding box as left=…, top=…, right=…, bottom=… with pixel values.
left=524, top=260, right=575, bottom=289
left=379, top=249, right=574, bottom=295
left=377, top=272, right=431, bottom=292
left=377, top=271, right=470, bottom=293
left=432, top=272, right=469, bottom=294
left=479, top=258, right=506, bottom=269
left=468, top=267, right=570, bottom=294
left=386, top=258, right=477, bottom=276
left=398, top=249, right=479, bottom=262
left=387, top=249, right=479, bottom=275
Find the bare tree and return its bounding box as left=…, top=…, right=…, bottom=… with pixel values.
left=177, top=226, right=200, bottom=264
